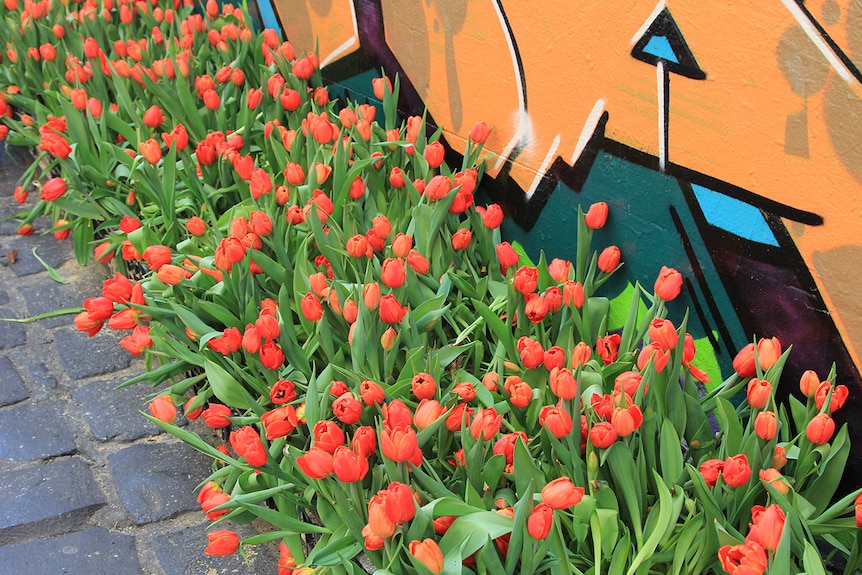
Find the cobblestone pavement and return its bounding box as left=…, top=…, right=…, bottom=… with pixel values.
left=0, top=149, right=278, bottom=574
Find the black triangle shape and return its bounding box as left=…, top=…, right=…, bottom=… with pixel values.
left=632, top=8, right=706, bottom=80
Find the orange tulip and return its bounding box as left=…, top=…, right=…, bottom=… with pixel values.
left=549, top=366, right=577, bottom=399
left=754, top=411, right=777, bottom=440
left=409, top=539, right=444, bottom=575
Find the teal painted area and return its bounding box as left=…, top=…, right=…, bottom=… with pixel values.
left=326, top=69, right=385, bottom=120
left=642, top=36, right=679, bottom=63
left=499, top=151, right=748, bottom=377
left=691, top=184, right=779, bottom=246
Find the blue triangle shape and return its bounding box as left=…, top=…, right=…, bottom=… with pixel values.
left=642, top=35, right=679, bottom=63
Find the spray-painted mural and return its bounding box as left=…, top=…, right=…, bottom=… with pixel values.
left=256, top=0, right=862, bottom=457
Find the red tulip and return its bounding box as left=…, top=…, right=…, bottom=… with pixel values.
left=722, top=454, right=751, bottom=487
left=654, top=266, right=683, bottom=301
left=806, top=413, right=835, bottom=444
left=539, top=405, right=573, bottom=439
left=469, top=121, right=492, bottom=143
left=589, top=421, right=617, bottom=449
left=597, top=246, right=621, bottom=273
left=332, top=446, right=368, bottom=482
left=527, top=503, right=553, bottom=540
left=229, top=426, right=267, bottom=467
left=40, top=177, right=67, bottom=201
left=381, top=425, right=418, bottom=462
left=296, top=446, right=334, bottom=479
left=754, top=411, right=777, bottom=440
left=148, top=395, right=176, bottom=423
left=204, top=530, right=239, bottom=556
left=379, top=294, right=407, bottom=324
left=542, top=477, right=585, bottom=509
left=584, top=201, right=608, bottom=229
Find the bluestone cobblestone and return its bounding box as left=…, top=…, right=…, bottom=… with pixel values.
left=0, top=357, right=27, bottom=406
left=0, top=400, right=78, bottom=461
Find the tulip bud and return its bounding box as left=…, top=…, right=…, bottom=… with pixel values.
left=584, top=201, right=608, bottom=229
left=148, top=395, right=177, bottom=423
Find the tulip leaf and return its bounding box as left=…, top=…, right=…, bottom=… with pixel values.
left=306, top=525, right=364, bottom=566
left=205, top=359, right=251, bottom=410
left=439, top=511, right=512, bottom=565
left=471, top=298, right=517, bottom=360
left=714, top=397, right=742, bottom=456
left=234, top=499, right=329, bottom=534
left=802, top=425, right=850, bottom=514
left=659, top=418, right=683, bottom=486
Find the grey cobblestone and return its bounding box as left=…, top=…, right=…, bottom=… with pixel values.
left=0, top=309, right=25, bottom=349
left=54, top=326, right=132, bottom=378
left=0, top=527, right=143, bottom=575
left=0, top=155, right=278, bottom=573
left=73, top=377, right=184, bottom=442
left=108, top=442, right=213, bottom=525
left=153, top=522, right=280, bottom=575
left=0, top=400, right=78, bottom=461
left=0, top=457, right=107, bottom=545
left=0, top=357, right=27, bottom=406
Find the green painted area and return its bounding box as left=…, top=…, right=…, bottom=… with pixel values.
left=607, top=282, right=648, bottom=332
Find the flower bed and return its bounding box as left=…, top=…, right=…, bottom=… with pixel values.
left=1, top=0, right=861, bottom=573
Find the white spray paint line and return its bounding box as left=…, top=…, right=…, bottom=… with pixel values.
left=630, top=0, right=666, bottom=45
left=571, top=98, right=606, bottom=164
left=781, top=0, right=853, bottom=82
left=321, top=1, right=360, bottom=68
left=492, top=0, right=529, bottom=172
left=526, top=135, right=561, bottom=200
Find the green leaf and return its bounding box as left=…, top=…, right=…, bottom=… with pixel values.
left=803, top=425, right=851, bottom=514
left=438, top=511, right=512, bottom=565
left=471, top=298, right=516, bottom=360
left=205, top=359, right=251, bottom=410
left=235, top=499, right=329, bottom=533
left=659, top=418, right=683, bottom=486
left=714, top=396, right=743, bottom=456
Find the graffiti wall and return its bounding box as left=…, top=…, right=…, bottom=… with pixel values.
left=260, top=0, right=862, bottom=428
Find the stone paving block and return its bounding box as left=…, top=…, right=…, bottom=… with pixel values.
left=0, top=400, right=78, bottom=461
left=54, top=326, right=131, bottom=379
left=0, top=357, right=27, bottom=406
left=108, top=441, right=211, bottom=525
left=0, top=286, right=8, bottom=306
left=0, top=309, right=25, bottom=349
left=24, top=274, right=100, bottom=328
left=73, top=378, right=187, bottom=442
left=153, top=522, right=279, bottom=575
left=0, top=457, right=106, bottom=545
left=7, top=233, right=73, bottom=277
left=28, top=362, right=58, bottom=391
left=0, top=527, right=143, bottom=575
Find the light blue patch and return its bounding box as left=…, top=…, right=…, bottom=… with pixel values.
left=642, top=36, right=679, bottom=63
left=255, top=0, right=280, bottom=32
left=691, top=184, right=780, bottom=246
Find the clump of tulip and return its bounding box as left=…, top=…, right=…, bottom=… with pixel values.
left=1, top=0, right=860, bottom=572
